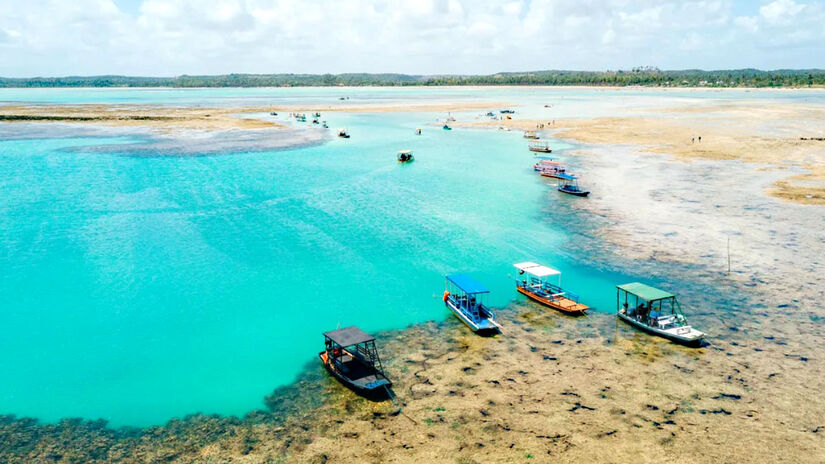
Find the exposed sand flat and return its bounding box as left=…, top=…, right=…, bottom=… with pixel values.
left=456, top=102, right=825, bottom=204
left=0, top=104, right=285, bottom=132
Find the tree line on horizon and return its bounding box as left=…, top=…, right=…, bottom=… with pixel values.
left=1, top=69, right=824, bottom=88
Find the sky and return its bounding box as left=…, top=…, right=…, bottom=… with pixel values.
left=0, top=0, right=823, bottom=77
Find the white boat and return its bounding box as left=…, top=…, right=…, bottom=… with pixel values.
left=616, top=282, right=705, bottom=346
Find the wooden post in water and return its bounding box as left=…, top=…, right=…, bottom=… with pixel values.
left=727, top=237, right=731, bottom=275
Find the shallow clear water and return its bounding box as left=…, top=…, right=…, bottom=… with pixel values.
left=1, top=87, right=822, bottom=426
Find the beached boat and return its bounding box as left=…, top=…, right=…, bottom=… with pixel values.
left=319, top=326, right=392, bottom=396
left=500, top=109, right=515, bottom=114
left=528, top=140, right=552, bottom=153
left=523, top=130, right=539, bottom=139
left=443, top=124, right=452, bottom=130
left=616, top=283, right=705, bottom=346
left=397, top=149, right=414, bottom=163
left=556, top=173, right=590, bottom=197
left=443, top=274, right=501, bottom=334
left=338, top=128, right=350, bottom=138
left=270, top=111, right=278, bottom=116
left=513, top=262, right=588, bottom=315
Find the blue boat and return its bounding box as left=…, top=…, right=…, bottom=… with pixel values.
left=556, top=173, right=590, bottom=197
left=443, top=274, right=501, bottom=333
left=443, top=124, right=452, bottom=130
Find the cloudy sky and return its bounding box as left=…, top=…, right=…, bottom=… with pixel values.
left=0, top=0, right=823, bottom=77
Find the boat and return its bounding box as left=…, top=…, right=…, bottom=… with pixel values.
left=556, top=173, right=590, bottom=197
left=322, top=121, right=329, bottom=128
left=616, top=282, right=705, bottom=346
left=534, top=158, right=562, bottom=171
left=338, top=128, right=350, bottom=138
left=270, top=111, right=278, bottom=116
left=528, top=140, right=552, bottom=153
left=446, top=112, right=456, bottom=122
left=443, top=124, right=452, bottom=130
left=513, top=262, right=588, bottom=315
left=500, top=109, right=515, bottom=114
left=397, top=149, right=414, bottom=163
left=415, top=128, right=422, bottom=135
left=443, top=274, right=501, bottom=334
left=523, top=130, right=539, bottom=139
left=312, top=118, right=319, bottom=124
left=313, top=112, right=321, bottom=118
left=319, top=326, right=392, bottom=396
left=485, top=111, right=495, bottom=117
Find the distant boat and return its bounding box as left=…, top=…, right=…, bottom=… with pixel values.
left=312, top=118, right=319, bottom=124
left=443, top=124, right=452, bottom=130
left=397, top=149, right=414, bottom=163
left=443, top=274, right=501, bottom=334
left=415, top=128, right=422, bottom=135
left=513, top=262, right=588, bottom=315
left=523, top=130, right=539, bottom=139
left=446, top=112, right=456, bottom=122
left=338, top=128, right=350, bottom=138
left=528, top=140, right=552, bottom=153
left=313, top=112, right=321, bottom=118
left=322, top=121, right=329, bottom=128
left=270, top=111, right=278, bottom=116
left=500, top=109, right=515, bottom=114
left=319, top=326, right=392, bottom=396
left=616, top=283, right=705, bottom=346
left=556, top=174, right=590, bottom=197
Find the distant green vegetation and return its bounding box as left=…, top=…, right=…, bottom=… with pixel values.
left=2, top=69, right=824, bottom=88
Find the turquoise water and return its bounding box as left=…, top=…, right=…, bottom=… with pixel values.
left=2, top=87, right=819, bottom=426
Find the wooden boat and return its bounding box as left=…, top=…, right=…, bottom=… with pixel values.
left=556, top=174, right=590, bottom=197
left=616, top=283, right=705, bottom=346
left=312, top=118, right=319, bottom=124
left=523, top=130, right=539, bottom=139
left=528, top=140, right=552, bottom=153
left=534, top=159, right=562, bottom=171
left=397, top=149, right=414, bottom=163
left=500, top=109, right=515, bottom=114
left=270, top=112, right=278, bottom=116
left=319, top=326, right=392, bottom=396
left=513, top=262, right=588, bottom=315
left=443, top=124, right=452, bottom=130
left=443, top=274, right=501, bottom=334
left=338, top=128, right=350, bottom=138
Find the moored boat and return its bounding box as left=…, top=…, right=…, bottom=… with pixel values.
left=616, top=282, right=705, bottom=346
left=443, top=274, right=501, bottom=334
left=528, top=140, right=552, bottom=153
left=397, top=149, right=414, bottom=163
left=319, top=326, right=392, bottom=396
left=443, top=124, right=452, bottom=130
left=523, top=130, right=539, bottom=139
left=513, top=262, right=588, bottom=315
left=338, top=128, right=350, bottom=138
left=556, top=173, right=590, bottom=197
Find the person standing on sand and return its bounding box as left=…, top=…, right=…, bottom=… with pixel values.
left=692, top=137, right=695, bottom=143
left=699, top=136, right=702, bottom=142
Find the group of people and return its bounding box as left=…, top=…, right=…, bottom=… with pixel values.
left=623, top=301, right=661, bottom=326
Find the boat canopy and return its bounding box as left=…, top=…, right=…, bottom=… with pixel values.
left=446, top=274, right=490, bottom=295
left=514, top=262, right=560, bottom=277
left=556, top=173, right=578, bottom=181
left=323, top=326, right=375, bottom=347
left=617, top=282, right=674, bottom=302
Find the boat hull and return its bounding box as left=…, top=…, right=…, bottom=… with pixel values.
left=616, top=312, right=705, bottom=347
left=529, top=147, right=552, bottom=153
left=444, top=299, right=499, bottom=334
left=516, top=285, right=587, bottom=315
left=319, top=352, right=391, bottom=398
left=558, top=186, right=590, bottom=197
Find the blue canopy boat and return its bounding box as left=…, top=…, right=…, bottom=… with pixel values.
left=556, top=173, right=590, bottom=197
left=442, top=124, right=452, bottom=130
left=443, top=274, right=501, bottom=334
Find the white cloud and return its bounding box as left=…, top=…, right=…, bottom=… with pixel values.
left=0, top=0, right=823, bottom=76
